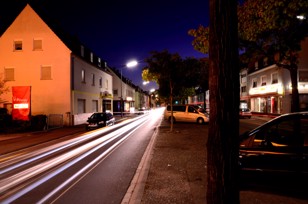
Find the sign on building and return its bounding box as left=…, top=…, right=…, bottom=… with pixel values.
left=12, top=86, right=31, bottom=121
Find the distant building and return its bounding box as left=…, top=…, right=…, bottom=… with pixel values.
left=240, top=38, right=308, bottom=114
left=0, top=4, right=113, bottom=126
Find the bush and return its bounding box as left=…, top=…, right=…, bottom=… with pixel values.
left=30, top=115, right=47, bottom=131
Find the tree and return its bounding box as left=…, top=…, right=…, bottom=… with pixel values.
left=237, top=0, right=308, bottom=112
left=206, top=0, right=240, bottom=203
left=142, top=50, right=183, bottom=131
left=0, top=74, right=9, bottom=102
left=189, top=0, right=308, bottom=113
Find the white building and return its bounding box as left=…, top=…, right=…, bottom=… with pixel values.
left=240, top=38, right=308, bottom=114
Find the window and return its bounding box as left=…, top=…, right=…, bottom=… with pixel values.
left=33, top=39, right=42, bottom=50
left=91, top=73, right=95, bottom=86
left=77, top=99, right=86, bottom=114
left=4, top=68, right=14, bottom=81
left=90, top=52, right=93, bottom=62
left=81, top=70, right=85, bottom=83
left=272, top=72, right=278, bottom=84
left=299, top=71, right=308, bottom=82
left=261, top=76, right=267, bottom=86
left=98, top=58, right=101, bottom=67
left=14, top=40, right=22, bottom=51
left=92, top=100, right=98, bottom=112
left=41, top=66, right=52, bottom=80
left=113, top=89, right=118, bottom=95
left=241, top=73, right=247, bottom=83
left=99, top=77, right=102, bottom=87
left=105, top=79, right=108, bottom=89
left=241, top=86, right=246, bottom=93
left=252, top=78, right=258, bottom=88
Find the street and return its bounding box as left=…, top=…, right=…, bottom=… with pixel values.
left=0, top=109, right=164, bottom=203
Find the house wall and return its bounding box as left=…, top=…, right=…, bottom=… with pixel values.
left=71, top=56, right=113, bottom=125
left=0, top=4, right=72, bottom=125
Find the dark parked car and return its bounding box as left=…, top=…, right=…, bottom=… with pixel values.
left=86, top=112, right=115, bottom=130
left=239, top=112, right=308, bottom=179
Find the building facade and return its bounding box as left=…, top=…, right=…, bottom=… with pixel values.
left=240, top=38, right=308, bottom=114
left=0, top=4, right=113, bottom=126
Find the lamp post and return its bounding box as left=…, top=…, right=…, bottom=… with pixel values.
left=120, top=60, right=138, bottom=117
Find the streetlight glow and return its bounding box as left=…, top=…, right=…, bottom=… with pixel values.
left=126, top=60, right=138, bottom=68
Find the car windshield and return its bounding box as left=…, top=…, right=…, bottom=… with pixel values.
left=90, top=113, right=106, bottom=119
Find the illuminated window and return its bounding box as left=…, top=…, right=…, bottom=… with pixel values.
left=33, top=39, right=42, bottom=50
left=272, top=72, right=278, bottom=84
left=81, top=70, right=86, bottom=83
left=261, top=76, right=267, bottom=86
left=90, top=52, right=93, bottom=62
left=4, top=68, right=14, bottom=81
left=252, top=78, right=258, bottom=88
left=41, top=66, right=52, bottom=80
left=91, top=74, right=95, bottom=86
left=14, top=40, right=22, bottom=51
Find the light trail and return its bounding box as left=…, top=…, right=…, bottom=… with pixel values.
left=0, top=115, right=150, bottom=203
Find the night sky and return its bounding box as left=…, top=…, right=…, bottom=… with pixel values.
left=0, top=0, right=209, bottom=91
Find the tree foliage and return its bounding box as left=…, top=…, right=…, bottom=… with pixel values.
left=0, top=75, right=9, bottom=101
left=189, top=0, right=308, bottom=112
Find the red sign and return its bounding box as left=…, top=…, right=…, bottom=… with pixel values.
left=12, top=86, right=31, bottom=121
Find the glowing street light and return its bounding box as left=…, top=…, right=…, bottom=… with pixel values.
left=120, top=60, right=138, bottom=117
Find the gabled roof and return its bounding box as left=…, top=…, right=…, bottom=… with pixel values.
left=0, top=2, right=109, bottom=73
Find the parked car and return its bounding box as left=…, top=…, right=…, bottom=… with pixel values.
left=164, top=104, right=209, bottom=124
left=86, top=112, right=115, bottom=130
left=239, top=112, right=308, bottom=180
left=239, top=108, right=252, bottom=119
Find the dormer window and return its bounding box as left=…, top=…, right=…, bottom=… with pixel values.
left=81, top=45, right=84, bottom=57
left=90, top=52, right=93, bottom=62
left=98, top=58, right=101, bottom=67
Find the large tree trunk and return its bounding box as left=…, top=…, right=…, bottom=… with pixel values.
left=207, top=0, right=240, bottom=203
left=289, top=64, right=300, bottom=112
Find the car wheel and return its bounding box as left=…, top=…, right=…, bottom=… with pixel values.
left=197, top=118, right=204, bottom=124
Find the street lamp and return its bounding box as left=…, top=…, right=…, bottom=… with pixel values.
left=120, top=60, right=138, bottom=117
